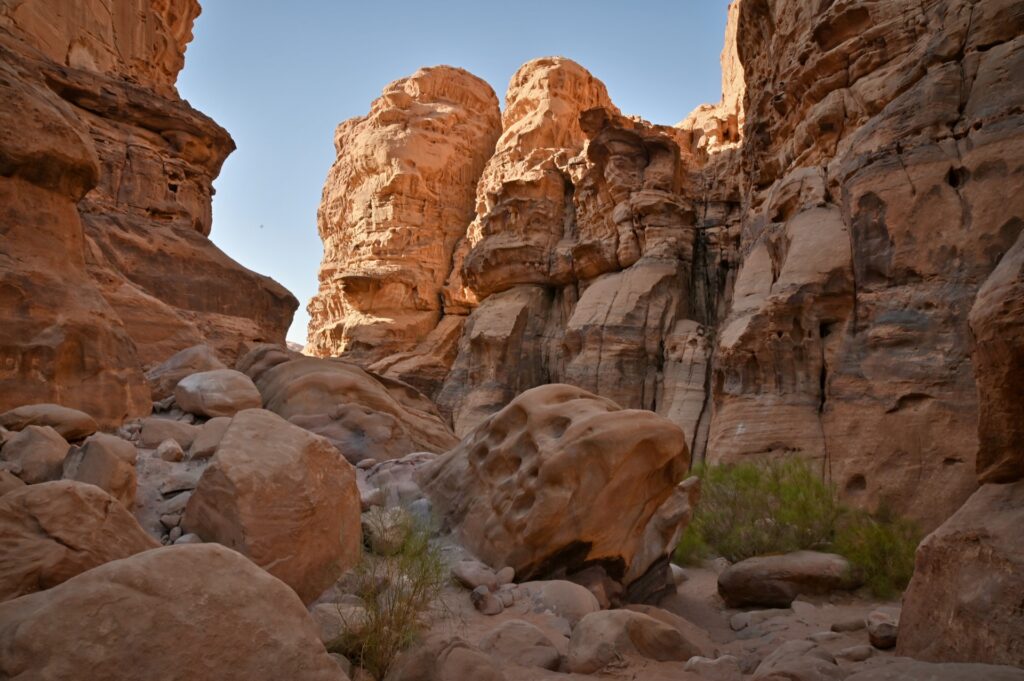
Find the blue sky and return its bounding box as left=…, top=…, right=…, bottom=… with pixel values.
left=178, top=1, right=733, bottom=344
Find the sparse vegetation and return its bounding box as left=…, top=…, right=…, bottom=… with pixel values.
left=832, top=507, right=921, bottom=599
left=328, top=508, right=446, bottom=679
left=674, top=458, right=922, bottom=598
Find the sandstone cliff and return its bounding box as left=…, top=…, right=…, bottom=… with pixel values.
left=0, top=0, right=297, bottom=425
left=308, top=0, right=1023, bottom=533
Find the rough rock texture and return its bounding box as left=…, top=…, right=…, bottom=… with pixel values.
left=969, top=229, right=1024, bottom=483
left=62, top=432, right=138, bottom=507
left=0, top=425, right=69, bottom=484
left=307, top=66, right=501, bottom=365
left=0, top=544, right=348, bottom=681
left=306, top=0, right=1024, bottom=530
left=0, top=0, right=296, bottom=427
left=173, top=368, right=262, bottom=417
left=182, top=408, right=361, bottom=603
left=567, top=609, right=693, bottom=673
left=419, top=384, right=689, bottom=591
left=240, top=345, right=458, bottom=463
left=897, top=479, right=1024, bottom=666
left=0, top=480, right=158, bottom=602
left=145, top=344, right=226, bottom=401
left=717, top=551, right=860, bottom=608
left=705, top=0, right=1024, bottom=530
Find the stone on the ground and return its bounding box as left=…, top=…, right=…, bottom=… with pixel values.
left=478, top=619, right=561, bottom=670
left=452, top=559, right=498, bottom=591
left=867, top=609, right=899, bottom=649
left=174, top=533, right=202, bottom=545
left=519, top=580, right=601, bottom=627
left=310, top=602, right=368, bottom=643
left=836, top=645, right=873, bottom=662
left=156, top=437, right=185, bottom=462
left=385, top=634, right=506, bottom=681
left=624, top=603, right=715, bottom=659
left=568, top=609, right=693, bottom=673
left=0, top=404, right=97, bottom=441
left=189, top=416, right=231, bottom=459
left=470, top=585, right=504, bottom=615
left=419, top=384, right=689, bottom=589
left=685, top=655, right=743, bottom=681
left=0, top=480, right=157, bottom=602
left=845, top=658, right=1024, bottom=681
left=718, top=551, right=859, bottom=608
left=361, top=506, right=411, bottom=555
left=145, top=344, right=227, bottom=401
left=751, top=640, right=844, bottom=681
left=0, top=425, right=69, bottom=484
left=139, top=417, right=199, bottom=449
left=174, top=369, right=262, bottom=418
left=831, top=616, right=866, bottom=633
left=182, top=409, right=361, bottom=603
left=62, top=432, right=138, bottom=507
left=0, top=544, right=348, bottom=681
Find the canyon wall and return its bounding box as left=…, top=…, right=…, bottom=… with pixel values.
left=308, top=0, right=1023, bottom=530
left=0, top=0, right=297, bottom=425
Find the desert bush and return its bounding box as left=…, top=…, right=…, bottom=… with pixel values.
left=328, top=509, right=446, bottom=679
left=674, top=459, right=922, bottom=598
left=675, top=458, right=839, bottom=564
left=832, top=507, right=921, bottom=599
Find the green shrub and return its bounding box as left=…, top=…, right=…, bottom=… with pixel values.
left=676, top=458, right=839, bottom=563
left=328, top=511, right=446, bottom=680
left=832, top=508, right=921, bottom=599
left=674, top=459, right=923, bottom=598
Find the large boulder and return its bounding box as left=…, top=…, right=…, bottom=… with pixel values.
left=239, top=346, right=458, bottom=463
left=0, top=480, right=157, bottom=602
left=145, top=344, right=227, bottom=401
left=567, top=609, right=693, bottom=673
left=0, top=403, right=97, bottom=440
left=182, top=408, right=361, bottom=603
left=478, top=619, right=561, bottom=671
left=897, top=480, right=1024, bottom=666
left=385, top=634, right=506, bottom=681
left=0, top=544, right=348, bottom=681
left=173, top=369, right=262, bottom=418
left=62, top=432, right=138, bottom=507
left=419, top=384, right=689, bottom=589
left=751, top=640, right=844, bottom=681
left=0, top=425, right=69, bottom=484
left=717, top=551, right=860, bottom=608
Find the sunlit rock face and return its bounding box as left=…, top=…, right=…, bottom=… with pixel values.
left=308, top=0, right=1023, bottom=530
left=0, top=0, right=297, bottom=425
left=306, top=66, right=502, bottom=365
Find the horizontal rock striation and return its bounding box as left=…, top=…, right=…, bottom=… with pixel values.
left=309, top=0, right=1024, bottom=532
left=0, top=0, right=296, bottom=425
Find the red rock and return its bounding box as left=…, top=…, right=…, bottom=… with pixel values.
left=62, top=432, right=138, bottom=508
left=0, top=544, right=348, bottom=681
left=182, top=409, right=361, bottom=603
left=0, top=480, right=158, bottom=602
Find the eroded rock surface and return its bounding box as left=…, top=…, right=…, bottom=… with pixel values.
left=307, top=66, right=501, bottom=363
left=0, top=0, right=296, bottom=427
left=419, top=384, right=689, bottom=593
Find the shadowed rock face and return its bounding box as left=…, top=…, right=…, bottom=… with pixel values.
left=0, top=0, right=296, bottom=426
left=309, top=0, right=1024, bottom=530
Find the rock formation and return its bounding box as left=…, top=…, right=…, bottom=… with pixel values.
left=419, top=384, right=691, bottom=599
left=309, top=0, right=1024, bottom=532
left=306, top=66, right=502, bottom=368
left=0, top=0, right=296, bottom=427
